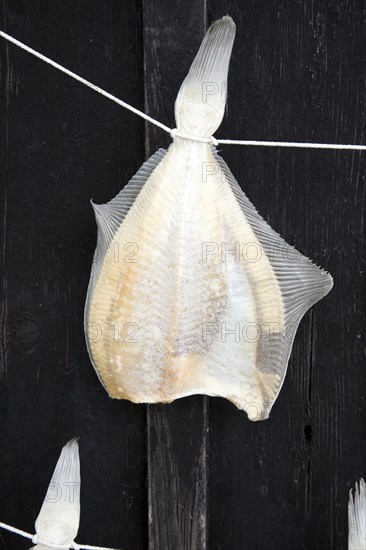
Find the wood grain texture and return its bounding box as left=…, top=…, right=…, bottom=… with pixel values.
left=0, top=2, right=147, bottom=549
left=0, top=1, right=364, bottom=549
left=207, top=1, right=366, bottom=549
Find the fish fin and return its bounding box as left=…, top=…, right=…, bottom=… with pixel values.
left=349, top=478, right=366, bottom=550
left=215, top=152, right=333, bottom=404
left=84, top=148, right=167, bottom=383
left=35, top=439, right=80, bottom=546
left=92, top=148, right=167, bottom=255
left=216, top=152, right=333, bottom=312
left=174, top=16, right=236, bottom=138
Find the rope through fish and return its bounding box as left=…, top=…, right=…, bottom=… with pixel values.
left=0, top=521, right=121, bottom=550
left=0, top=30, right=365, bottom=151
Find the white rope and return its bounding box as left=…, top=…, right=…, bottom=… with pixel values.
left=0, top=30, right=365, bottom=151
left=0, top=521, right=121, bottom=550
left=0, top=30, right=170, bottom=134
left=170, top=128, right=219, bottom=146
left=0, top=521, right=33, bottom=541
left=217, top=139, right=366, bottom=150
left=31, top=535, right=76, bottom=549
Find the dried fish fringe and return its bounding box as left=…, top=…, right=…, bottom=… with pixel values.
left=349, top=478, right=366, bottom=550
left=84, top=16, right=333, bottom=421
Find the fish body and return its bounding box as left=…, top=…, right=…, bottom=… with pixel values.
left=85, top=17, right=332, bottom=420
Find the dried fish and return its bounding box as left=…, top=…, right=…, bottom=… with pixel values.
left=84, top=16, right=332, bottom=421
left=31, top=439, right=80, bottom=549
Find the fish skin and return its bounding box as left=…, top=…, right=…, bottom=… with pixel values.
left=84, top=16, right=333, bottom=421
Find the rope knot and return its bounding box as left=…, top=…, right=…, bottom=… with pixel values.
left=31, top=535, right=72, bottom=549
left=170, top=128, right=219, bottom=146
left=170, top=128, right=178, bottom=140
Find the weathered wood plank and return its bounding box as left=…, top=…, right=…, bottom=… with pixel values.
left=0, top=2, right=147, bottom=549
left=0, top=1, right=364, bottom=549
left=143, top=1, right=208, bottom=548
left=207, top=1, right=366, bottom=549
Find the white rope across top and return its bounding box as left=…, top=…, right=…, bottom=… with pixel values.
left=0, top=521, right=120, bottom=550
left=0, top=30, right=365, bottom=151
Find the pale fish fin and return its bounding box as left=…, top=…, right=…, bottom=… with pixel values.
left=174, top=16, right=236, bottom=138
left=84, top=148, right=167, bottom=386
left=34, top=439, right=80, bottom=547
left=215, top=152, right=333, bottom=414
left=92, top=148, right=167, bottom=261
left=349, top=478, right=366, bottom=550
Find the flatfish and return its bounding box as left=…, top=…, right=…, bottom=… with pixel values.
left=85, top=16, right=333, bottom=421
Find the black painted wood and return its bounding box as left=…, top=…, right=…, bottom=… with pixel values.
left=207, top=1, right=366, bottom=549
left=0, top=2, right=147, bottom=549
left=0, top=1, right=365, bottom=550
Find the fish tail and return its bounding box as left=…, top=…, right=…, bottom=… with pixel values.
left=174, top=16, right=236, bottom=140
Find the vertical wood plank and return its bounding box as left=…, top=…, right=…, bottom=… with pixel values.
left=207, top=1, right=366, bottom=549
left=142, top=1, right=208, bottom=548
left=0, top=2, right=147, bottom=549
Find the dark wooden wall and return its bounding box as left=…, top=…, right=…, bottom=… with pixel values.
left=0, top=1, right=365, bottom=549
